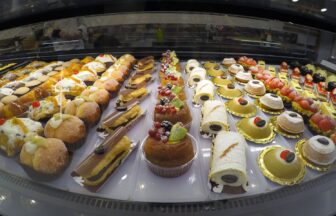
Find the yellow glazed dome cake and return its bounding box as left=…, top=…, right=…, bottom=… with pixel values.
left=228, top=64, right=244, bottom=76
left=226, top=97, right=257, bottom=117
left=258, top=146, right=305, bottom=185
left=276, top=111, right=304, bottom=135
left=237, top=116, right=275, bottom=143
left=244, top=80, right=266, bottom=97
left=211, top=77, right=232, bottom=87
left=203, top=61, right=218, bottom=70
left=217, top=83, right=243, bottom=99
left=207, top=64, right=225, bottom=77
left=302, top=135, right=336, bottom=166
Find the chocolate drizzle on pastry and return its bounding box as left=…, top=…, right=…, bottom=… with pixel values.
left=317, top=137, right=329, bottom=145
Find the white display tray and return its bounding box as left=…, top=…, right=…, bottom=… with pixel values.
left=0, top=61, right=334, bottom=203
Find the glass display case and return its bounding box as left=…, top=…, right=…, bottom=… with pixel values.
left=0, top=1, right=335, bottom=216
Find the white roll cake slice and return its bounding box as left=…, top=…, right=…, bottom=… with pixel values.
left=185, top=59, right=200, bottom=73
left=188, top=67, right=206, bottom=87
left=209, top=131, right=248, bottom=194
left=201, top=100, right=228, bottom=135
left=193, top=80, right=215, bottom=106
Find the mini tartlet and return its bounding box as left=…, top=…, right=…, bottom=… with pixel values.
left=237, top=116, right=275, bottom=144
left=225, top=97, right=257, bottom=118
left=244, top=80, right=266, bottom=98
left=222, top=58, right=236, bottom=67
left=270, top=111, right=304, bottom=138
left=257, top=93, right=284, bottom=114
left=235, top=71, right=252, bottom=83
left=258, top=146, right=306, bottom=185
left=296, top=136, right=335, bottom=171
left=228, top=64, right=244, bottom=76
left=309, top=112, right=336, bottom=136
left=264, top=77, right=285, bottom=93
left=216, top=83, right=243, bottom=99
left=143, top=122, right=196, bottom=177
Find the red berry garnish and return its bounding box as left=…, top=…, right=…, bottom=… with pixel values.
left=155, top=132, right=161, bottom=140
left=0, top=118, right=6, bottom=125
left=280, top=150, right=290, bottom=160
left=154, top=122, right=161, bottom=129
left=99, top=54, right=104, bottom=57
left=32, top=101, right=40, bottom=108
left=254, top=116, right=262, bottom=125
left=73, top=70, right=79, bottom=74
left=148, top=129, right=156, bottom=137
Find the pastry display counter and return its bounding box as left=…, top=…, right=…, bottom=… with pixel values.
left=0, top=1, right=336, bottom=215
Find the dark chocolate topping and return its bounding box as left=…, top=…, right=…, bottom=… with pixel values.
left=221, top=175, right=238, bottom=183
left=209, top=124, right=222, bottom=132
left=227, top=83, right=235, bottom=89
left=285, top=152, right=295, bottom=163
left=200, top=95, right=210, bottom=101
left=317, top=137, right=329, bottom=145
left=270, top=94, right=278, bottom=98
left=189, top=66, right=194, bottom=71
left=289, top=113, right=297, bottom=118
left=214, top=65, right=220, bottom=70
left=193, top=78, right=200, bottom=82
left=116, top=106, right=127, bottom=111
left=256, top=120, right=266, bottom=127
left=94, top=145, right=105, bottom=155
left=252, top=81, right=259, bottom=84
left=239, top=99, right=248, bottom=106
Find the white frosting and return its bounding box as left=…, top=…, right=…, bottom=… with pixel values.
left=0, top=118, right=42, bottom=148
left=210, top=131, right=248, bottom=190
left=24, top=141, right=37, bottom=154
left=49, top=117, right=63, bottom=129
left=88, top=86, right=99, bottom=92
left=95, top=54, right=116, bottom=63
left=229, top=64, right=244, bottom=74
left=222, top=58, right=236, bottom=65
left=236, top=71, right=252, bottom=81
left=308, top=136, right=335, bottom=154
left=74, top=97, right=85, bottom=106
left=201, top=100, right=228, bottom=134
left=55, top=78, right=85, bottom=92
left=245, top=80, right=266, bottom=95
left=277, top=111, right=304, bottom=134
left=83, top=61, right=106, bottom=73
left=188, top=67, right=206, bottom=86
left=73, top=71, right=97, bottom=81
left=260, top=93, right=284, bottom=110
left=0, top=88, right=14, bottom=96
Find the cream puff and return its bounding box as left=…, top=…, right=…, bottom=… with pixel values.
left=64, top=96, right=101, bottom=125
left=44, top=114, right=86, bottom=148
left=80, top=86, right=110, bottom=107
left=20, top=135, right=69, bottom=175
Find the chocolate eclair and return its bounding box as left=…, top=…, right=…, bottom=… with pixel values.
left=97, top=100, right=145, bottom=138
left=128, top=71, right=153, bottom=86
left=71, top=127, right=137, bottom=192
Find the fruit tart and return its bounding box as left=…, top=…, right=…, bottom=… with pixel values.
left=309, top=112, right=336, bottom=137
left=154, top=96, right=192, bottom=128
left=157, top=83, right=186, bottom=101
left=292, top=97, right=319, bottom=120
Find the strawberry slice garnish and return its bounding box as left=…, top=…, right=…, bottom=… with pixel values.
left=32, top=101, right=40, bottom=108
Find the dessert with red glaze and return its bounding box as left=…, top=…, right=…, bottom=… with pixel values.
left=238, top=56, right=257, bottom=70
left=291, top=67, right=301, bottom=80
left=144, top=122, right=195, bottom=177
left=264, top=77, right=285, bottom=93
left=154, top=96, right=192, bottom=127
left=255, top=70, right=272, bottom=83
left=249, top=65, right=264, bottom=78
left=292, top=97, right=319, bottom=120
left=157, top=84, right=186, bottom=101
left=309, top=112, right=336, bottom=136
left=280, top=62, right=289, bottom=73
left=278, top=86, right=297, bottom=108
